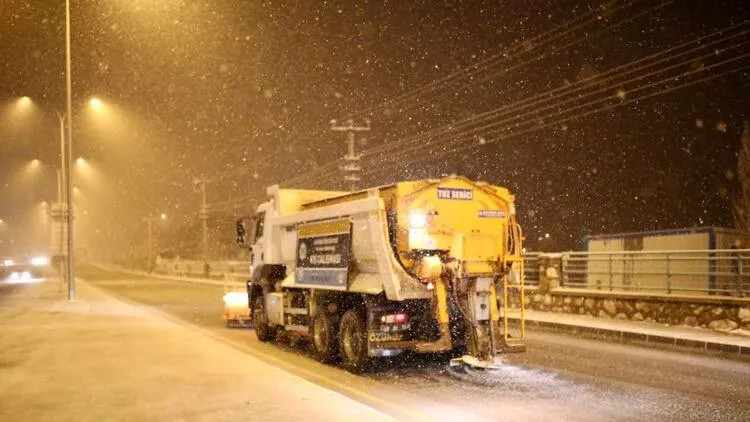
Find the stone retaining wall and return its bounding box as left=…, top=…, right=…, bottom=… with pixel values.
left=525, top=289, right=750, bottom=332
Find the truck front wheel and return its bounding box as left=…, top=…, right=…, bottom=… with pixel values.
left=339, top=309, right=370, bottom=373
left=253, top=295, right=276, bottom=342
left=311, top=310, right=339, bottom=363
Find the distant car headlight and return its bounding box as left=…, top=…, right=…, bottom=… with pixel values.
left=10, top=272, right=20, bottom=280
left=31, top=256, right=49, bottom=266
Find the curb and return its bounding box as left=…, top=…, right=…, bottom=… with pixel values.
left=517, top=318, right=750, bottom=359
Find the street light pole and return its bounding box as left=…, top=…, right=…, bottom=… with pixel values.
left=146, top=217, right=153, bottom=272
left=54, top=112, right=67, bottom=289
left=64, top=0, right=75, bottom=300
left=55, top=113, right=65, bottom=201
left=143, top=213, right=166, bottom=272
left=55, top=167, right=65, bottom=292
left=56, top=114, right=65, bottom=206
left=196, top=178, right=209, bottom=261
left=55, top=168, right=62, bottom=204
left=201, top=181, right=208, bottom=261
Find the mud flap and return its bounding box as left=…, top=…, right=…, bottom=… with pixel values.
left=449, top=354, right=502, bottom=370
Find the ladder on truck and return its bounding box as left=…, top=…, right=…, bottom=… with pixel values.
left=501, top=223, right=525, bottom=352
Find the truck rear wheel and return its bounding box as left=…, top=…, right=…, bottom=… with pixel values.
left=339, top=309, right=370, bottom=373
left=253, top=295, right=276, bottom=342
left=311, top=310, right=339, bottom=363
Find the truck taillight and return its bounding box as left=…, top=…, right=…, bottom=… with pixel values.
left=381, top=313, right=409, bottom=324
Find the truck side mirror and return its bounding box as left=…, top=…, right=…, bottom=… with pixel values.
left=236, top=217, right=254, bottom=250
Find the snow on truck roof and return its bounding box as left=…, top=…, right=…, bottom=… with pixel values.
left=269, top=176, right=512, bottom=214
left=266, top=185, right=350, bottom=215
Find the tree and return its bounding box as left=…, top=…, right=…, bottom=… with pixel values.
left=733, top=121, right=750, bottom=231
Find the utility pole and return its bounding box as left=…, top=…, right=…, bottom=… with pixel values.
left=55, top=112, right=66, bottom=290
left=196, top=178, right=209, bottom=261
left=330, top=119, right=371, bottom=191
left=64, top=0, right=75, bottom=300
left=144, top=217, right=153, bottom=272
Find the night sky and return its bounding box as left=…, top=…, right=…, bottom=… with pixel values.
left=1, top=0, right=749, bottom=260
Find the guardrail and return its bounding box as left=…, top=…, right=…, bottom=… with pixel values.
left=157, top=257, right=545, bottom=287
left=154, top=259, right=249, bottom=281
left=560, top=249, right=750, bottom=296
left=153, top=251, right=750, bottom=297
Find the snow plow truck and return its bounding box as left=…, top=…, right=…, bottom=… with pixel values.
left=235, top=175, right=526, bottom=372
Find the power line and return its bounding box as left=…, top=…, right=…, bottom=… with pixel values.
left=265, top=0, right=678, bottom=187
left=358, top=56, right=750, bottom=180
left=208, top=0, right=726, bottom=206
left=359, top=34, right=750, bottom=167
left=362, top=22, right=750, bottom=163
left=301, top=24, right=750, bottom=184
left=207, top=0, right=642, bottom=188
left=359, top=0, right=698, bottom=159
left=216, top=44, right=748, bottom=206
left=355, top=0, right=633, bottom=116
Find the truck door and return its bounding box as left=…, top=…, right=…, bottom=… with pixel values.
left=251, top=211, right=266, bottom=267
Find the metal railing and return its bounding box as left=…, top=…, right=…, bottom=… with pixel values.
left=157, top=256, right=545, bottom=286
left=561, top=249, right=750, bottom=296
left=154, top=259, right=249, bottom=281
left=522, top=253, right=540, bottom=286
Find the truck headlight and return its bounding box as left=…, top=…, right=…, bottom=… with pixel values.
left=410, top=212, right=426, bottom=228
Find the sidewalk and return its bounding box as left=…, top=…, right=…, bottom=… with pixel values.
left=0, top=279, right=395, bottom=422
left=517, top=309, right=750, bottom=356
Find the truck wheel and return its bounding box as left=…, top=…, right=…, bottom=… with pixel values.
left=253, top=295, right=276, bottom=342
left=311, top=310, right=339, bottom=363
left=339, top=309, right=370, bottom=373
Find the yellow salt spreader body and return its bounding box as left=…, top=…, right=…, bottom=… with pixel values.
left=236, top=175, right=525, bottom=372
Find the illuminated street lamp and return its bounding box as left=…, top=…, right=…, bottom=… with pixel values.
left=17, top=96, right=32, bottom=109
left=88, top=97, right=103, bottom=110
